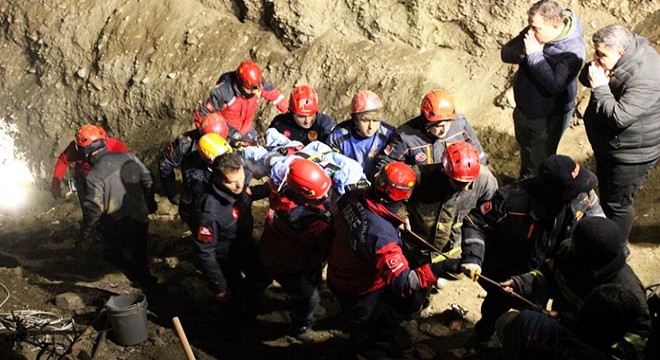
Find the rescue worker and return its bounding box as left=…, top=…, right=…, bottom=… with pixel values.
left=50, top=124, right=128, bottom=206
left=191, top=152, right=271, bottom=308
left=501, top=217, right=652, bottom=357
left=459, top=154, right=605, bottom=341
left=159, top=112, right=229, bottom=227
left=194, top=60, right=289, bottom=140
left=268, top=85, right=336, bottom=145
left=496, top=284, right=646, bottom=360
left=259, top=159, right=333, bottom=343
left=375, top=89, right=487, bottom=172
left=404, top=141, right=498, bottom=269
left=77, top=134, right=158, bottom=288
left=327, top=162, right=451, bottom=355
left=328, top=90, right=396, bottom=180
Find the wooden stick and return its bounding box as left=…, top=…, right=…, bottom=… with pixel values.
left=172, top=317, right=196, bottom=360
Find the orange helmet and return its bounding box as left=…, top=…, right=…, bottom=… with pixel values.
left=351, top=90, right=383, bottom=114
left=199, top=112, right=230, bottom=138
left=236, top=60, right=262, bottom=90
left=442, top=142, right=480, bottom=182
left=289, top=85, right=319, bottom=116
left=76, top=124, right=107, bottom=148
left=374, top=162, right=416, bottom=202
left=286, top=159, right=332, bottom=200
left=421, top=89, right=456, bottom=122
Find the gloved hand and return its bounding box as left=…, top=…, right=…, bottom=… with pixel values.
left=50, top=177, right=63, bottom=199
left=398, top=217, right=411, bottom=233
left=144, top=188, right=158, bottom=213
left=275, top=99, right=289, bottom=113
left=461, top=263, right=482, bottom=281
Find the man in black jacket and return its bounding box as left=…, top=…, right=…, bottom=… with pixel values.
left=78, top=137, right=158, bottom=288
left=580, top=24, right=660, bottom=253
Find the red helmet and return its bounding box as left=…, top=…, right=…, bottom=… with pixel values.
left=442, top=141, right=480, bottom=182
left=374, top=162, right=416, bottom=202
left=76, top=124, right=107, bottom=148
left=421, top=89, right=457, bottom=122
left=287, top=159, right=332, bottom=200
left=289, top=85, right=319, bottom=116
left=236, top=60, right=262, bottom=90
left=351, top=90, right=383, bottom=114
left=199, top=112, right=230, bottom=138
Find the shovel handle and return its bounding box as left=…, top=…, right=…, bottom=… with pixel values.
left=172, top=317, right=196, bottom=360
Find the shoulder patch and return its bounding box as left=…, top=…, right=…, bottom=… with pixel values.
left=480, top=200, right=492, bottom=215
left=415, top=152, right=427, bottom=163
left=385, top=254, right=404, bottom=273
left=383, top=143, right=394, bottom=155
left=197, top=226, right=213, bottom=243
left=232, top=208, right=240, bottom=219
left=283, top=129, right=291, bottom=138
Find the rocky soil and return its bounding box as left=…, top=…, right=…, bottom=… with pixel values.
left=0, top=0, right=659, bottom=359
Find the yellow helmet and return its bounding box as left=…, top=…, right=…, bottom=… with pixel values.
left=198, top=133, right=232, bottom=163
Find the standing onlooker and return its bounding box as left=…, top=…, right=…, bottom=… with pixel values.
left=268, top=85, right=336, bottom=145
left=328, top=90, right=396, bottom=181
left=502, top=0, right=585, bottom=179
left=579, top=24, right=660, bottom=254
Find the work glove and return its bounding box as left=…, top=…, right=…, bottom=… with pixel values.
left=461, top=263, right=482, bottom=281
left=50, top=177, right=63, bottom=199
left=144, top=187, right=158, bottom=213
left=275, top=99, right=289, bottom=114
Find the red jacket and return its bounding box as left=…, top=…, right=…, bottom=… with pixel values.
left=51, top=138, right=128, bottom=181
left=194, top=71, right=288, bottom=135
left=259, top=193, right=333, bottom=276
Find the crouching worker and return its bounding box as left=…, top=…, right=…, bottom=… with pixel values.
left=191, top=152, right=271, bottom=311
left=327, top=162, right=450, bottom=356
left=78, top=134, right=158, bottom=288
left=260, top=159, right=334, bottom=343
left=496, top=284, right=646, bottom=360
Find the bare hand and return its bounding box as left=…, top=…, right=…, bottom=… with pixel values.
left=523, top=29, right=543, bottom=55
left=588, top=61, right=610, bottom=88
left=500, top=279, right=515, bottom=294
left=215, top=290, right=231, bottom=302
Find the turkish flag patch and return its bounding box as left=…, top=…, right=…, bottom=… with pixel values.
left=232, top=208, right=240, bottom=219
left=383, top=144, right=393, bottom=155
left=480, top=201, right=492, bottom=215
left=197, top=226, right=213, bottom=243
left=386, top=254, right=404, bottom=273
left=415, top=152, right=427, bottom=163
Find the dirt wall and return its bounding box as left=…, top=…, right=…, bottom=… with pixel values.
left=0, top=0, right=658, bottom=180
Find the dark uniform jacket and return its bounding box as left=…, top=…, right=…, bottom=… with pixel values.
left=268, top=112, right=336, bottom=145
left=327, top=190, right=437, bottom=296
left=260, top=192, right=333, bottom=276
left=461, top=178, right=604, bottom=278
left=375, top=114, right=487, bottom=172
left=406, top=164, right=498, bottom=252
left=159, top=129, right=202, bottom=201
left=191, top=179, right=269, bottom=293
left=580, top=35, right=660, bottom=164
